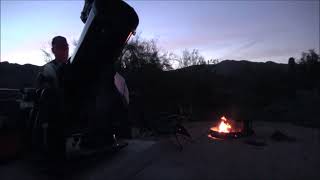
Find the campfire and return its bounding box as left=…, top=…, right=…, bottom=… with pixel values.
left=208, top=116, right=248, bottom=139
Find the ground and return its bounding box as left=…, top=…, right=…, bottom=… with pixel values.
left=1, top=121, right=319, bottom=180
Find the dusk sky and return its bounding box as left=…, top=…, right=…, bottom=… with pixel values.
left=1, top=0, right=319, bottom=66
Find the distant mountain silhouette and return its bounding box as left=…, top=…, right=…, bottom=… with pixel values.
left=0, top=60, right=288, bottom=89
left=214, top=60, right=287, bottom=76
left=1, top=60, right=319, bottom=127
left=174, top=60, right=287, bottom=77
left=0, top=62, right=41, bottom=89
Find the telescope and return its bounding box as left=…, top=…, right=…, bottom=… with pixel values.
left=64, top=0, right=139, bottom=147
left=69, top=0, right=139, bottom=89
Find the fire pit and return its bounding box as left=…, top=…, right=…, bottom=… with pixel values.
left=208, top=116, right=254, bottom=139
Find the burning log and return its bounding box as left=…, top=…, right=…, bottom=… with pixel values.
left=208, top=116, right=254, bottom=139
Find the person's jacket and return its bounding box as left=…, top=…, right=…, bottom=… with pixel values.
left=36, top=60, right=66, bottom=89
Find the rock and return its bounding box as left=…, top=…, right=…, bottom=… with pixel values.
left=270, top=130, right=296, bottom=142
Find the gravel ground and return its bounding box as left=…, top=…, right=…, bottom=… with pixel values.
left=1, top=121, right=319, bottom=180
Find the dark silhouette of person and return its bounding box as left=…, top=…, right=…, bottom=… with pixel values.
left=35, top=36, right=70, bottom=160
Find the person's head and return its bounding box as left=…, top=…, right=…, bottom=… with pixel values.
left=51, top=36, right=69, bottom=63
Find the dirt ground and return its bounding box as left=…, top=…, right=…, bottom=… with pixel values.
left=1, top=121, right=319, bottom=180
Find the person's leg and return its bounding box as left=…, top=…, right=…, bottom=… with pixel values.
left=44, top=89, right=66, bottom=160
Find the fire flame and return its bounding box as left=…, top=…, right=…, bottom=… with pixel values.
left=209, top=116, right=235, bottom=134
left=209, top=116, right=244, bottom=140
left=218, top=116, right=232, bottom=133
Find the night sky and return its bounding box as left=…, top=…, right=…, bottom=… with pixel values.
left=1, top=0, right=319, bottom=66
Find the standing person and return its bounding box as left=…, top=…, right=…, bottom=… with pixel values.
left=36, top=36, right=69, bottom=160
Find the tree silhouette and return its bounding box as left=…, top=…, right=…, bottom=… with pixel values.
left=119, top=35, right=173, bottom=72
left=299, top=49, right=319, bottom=65
left=40, top=48, right=53, bottom=63
left=177, top=49, right=206, bottom=68
left=298, top=49, right=320, bottom=90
